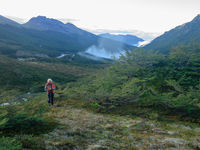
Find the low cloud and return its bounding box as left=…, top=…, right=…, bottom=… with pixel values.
left=85, top=45, right=125, bottom=59
left=57, top=18, right=79, bottom=23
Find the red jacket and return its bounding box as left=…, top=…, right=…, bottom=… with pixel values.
left=45, top=82, right=55, bottom=93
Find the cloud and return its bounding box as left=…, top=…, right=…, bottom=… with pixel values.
left=56, top=18, right=79, bottom=23
left=85, top=45, right=125, bottom=59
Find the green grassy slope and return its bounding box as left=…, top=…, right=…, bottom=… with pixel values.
left=0, top=55, right=105, bottom=93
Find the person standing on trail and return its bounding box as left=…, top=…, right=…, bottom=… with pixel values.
left=45, top=79, right=56, bottom=105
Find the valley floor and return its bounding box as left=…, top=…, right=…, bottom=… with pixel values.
left=31, top=100, right=200, bottom=150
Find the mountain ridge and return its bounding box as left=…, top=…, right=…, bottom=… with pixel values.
left=145, top=14, right=200, bottom=53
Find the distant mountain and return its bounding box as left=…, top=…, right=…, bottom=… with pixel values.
left=0, top=15, right=135, bottom=59
left=99, top=33, right=144, bottom=46
left=145, top=14, right=200, bottom=53
left=87, top=28, right=160, bottom=41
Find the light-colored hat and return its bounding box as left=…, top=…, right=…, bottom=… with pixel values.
left=47, top=79, right=52, bottom=83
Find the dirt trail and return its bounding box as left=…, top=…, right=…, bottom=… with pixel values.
left=40, top=105, right=200, bottom=150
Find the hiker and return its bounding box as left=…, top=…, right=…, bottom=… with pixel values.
left=45, top=79, right=56, bottom=105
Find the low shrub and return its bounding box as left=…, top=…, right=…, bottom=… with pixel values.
left=0, top=137, right=22, bottom=150
left=65, top=45, right=200, bottom=121
left=0, top=113, right=55, bottom=135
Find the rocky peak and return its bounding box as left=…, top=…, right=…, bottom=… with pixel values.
left=27, top=16, right=64, bottom=26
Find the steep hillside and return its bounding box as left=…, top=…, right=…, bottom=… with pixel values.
left=145, top=14, right=200, bottom=53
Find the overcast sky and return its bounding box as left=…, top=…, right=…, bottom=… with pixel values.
left=0, top=0, right=200, bottom=34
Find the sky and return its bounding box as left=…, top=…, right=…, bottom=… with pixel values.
left=0, top=0, right=200, bottom=39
